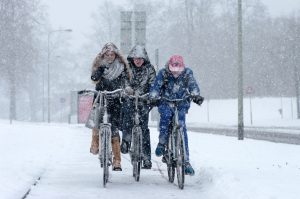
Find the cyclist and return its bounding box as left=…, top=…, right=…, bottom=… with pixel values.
left=89, top=42, right=131, bottom=171
left=149, top=55, right=203, bottom=176
left=121, top=45, right=156, bottom=169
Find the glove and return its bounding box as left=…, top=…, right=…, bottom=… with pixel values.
left=148, top=98, right=160, bottom=107
left=125, top=86, right=134, bottom=95
left=91, top=66, right=105, bottom=81
left=192, top=95, right=204, bottom=105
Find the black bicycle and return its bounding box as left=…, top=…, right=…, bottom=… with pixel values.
left=91, top=88, right=123, bottom=187
left=161, top=94, right=200, bottom=189
left=124, top=92, right=149, bottom=181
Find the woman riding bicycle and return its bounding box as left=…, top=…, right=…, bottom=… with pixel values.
left=121, top=45, right=156, bottom=169
left=89, top=42, right=131, bottom=171
left=149, top=55, right=203, bottom=176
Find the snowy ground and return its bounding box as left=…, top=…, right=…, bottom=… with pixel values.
left=186, top=97, right=300, bottom=128
left=1, top=121, right=300, bottom=199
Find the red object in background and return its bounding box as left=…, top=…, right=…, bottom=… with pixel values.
left=78, top=94, right=94, bottom=123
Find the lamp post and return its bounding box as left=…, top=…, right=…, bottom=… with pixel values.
left=237, top=0, right=244, bottom=140
left=47, top=29, right=72, bottom=123
left=293, top=18, right=300, bottom=119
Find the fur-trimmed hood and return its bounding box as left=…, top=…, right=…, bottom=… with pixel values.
left=127, top=45, right=150, bottom=66
left=91, top=42, right=131, bottom=80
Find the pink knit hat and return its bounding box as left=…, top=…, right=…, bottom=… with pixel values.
left=168, top=55, right=185, bottom=72
left=168, top=55, right=185, bottom=78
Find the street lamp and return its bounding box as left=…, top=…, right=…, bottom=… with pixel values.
left=237, top=0, right=244, bottom=140
left=47, top=29, right=72, bottom=123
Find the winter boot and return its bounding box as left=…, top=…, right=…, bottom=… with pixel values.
left=155, top=143, right=165, bottom=157
left=162, top=154, right=168, bottom=164
left=112, top=137, right=122, bottom=171
left=120, top=139, right=130, bottom=154
left=142, top=159, right=152, bottom=169
left=90, top=128, right=99, bottom=155
left=184, top=162, right=195, bottom=176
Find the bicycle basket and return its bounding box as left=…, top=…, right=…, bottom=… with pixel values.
left=85, top=102, right=101, bottom=129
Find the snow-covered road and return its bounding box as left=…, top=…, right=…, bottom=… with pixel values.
left=1, top=122, right=300, bottom=199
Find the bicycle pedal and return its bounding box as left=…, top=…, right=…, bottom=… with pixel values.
left=162, top=155, right=168, bottom=163
left=142, top=165, right=152, bottom=169
left=113, top=167, right=122, bottom=171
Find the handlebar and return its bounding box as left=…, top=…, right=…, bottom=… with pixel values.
left=98, top=89, right=124, bottom=100
left=101, top=89, right=124, bottom=95
left=154, top=93, right=203, bottom=107
left=123, top=92, right=149, bottom=100
left=81, top=89, right=123, bottom=96
left=161, top=94, right=194, bottom=103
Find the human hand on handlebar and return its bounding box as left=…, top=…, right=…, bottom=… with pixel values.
left=192, top=95, right=204, bottom=105
left=124, top=86, right=134, bottom=95
left=148, top=98, right=160, bottom=107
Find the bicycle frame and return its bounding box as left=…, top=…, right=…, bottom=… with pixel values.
left=169, top=103, right=186, bottom=164
left=163, top=96, right=190, bottom=189
left=125, top=92, right=148, bottom=181
left=92, top=89, right=123, bottom=187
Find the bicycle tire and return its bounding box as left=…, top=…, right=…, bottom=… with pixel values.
left=176, top=129, right=185, bottom=189
left=132, top=126, right=142, bottom=181
left=167, top=135, right=175, bottom=183
left=102, top=127, right=110, bottom=187
left=135, top=129, right=142, bottom=182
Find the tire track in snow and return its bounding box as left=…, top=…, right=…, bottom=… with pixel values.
left=153, top=159, right=179, bottom=188
left=21, top=170, right=45, bottom=199
left=122, top=154, right=177, bottom=187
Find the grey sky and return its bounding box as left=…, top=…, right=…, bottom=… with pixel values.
left=42, top=0, right=300, bottom=50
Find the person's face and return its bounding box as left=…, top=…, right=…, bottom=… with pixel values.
left=104, top=51, right=116, bottom=64
left=133, top=58, right=144, bottom=67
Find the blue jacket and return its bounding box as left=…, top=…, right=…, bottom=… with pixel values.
left=150, top=67, right=200, bottom=111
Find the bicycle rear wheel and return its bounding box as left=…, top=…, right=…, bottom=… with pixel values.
left=176, top=129, right=185, bottom=189
left=132, top=126, right=142, bottom=181
left=102, top=127, right=110, bottom=187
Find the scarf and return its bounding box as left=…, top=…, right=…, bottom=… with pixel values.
left=102, top=59, right=124, bottom=81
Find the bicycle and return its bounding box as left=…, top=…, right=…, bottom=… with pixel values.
left=89, top=88, right=123, bottom=188
left=123, top=92, right=149, bottom=182
left=159, top=94, right=200, bottom=189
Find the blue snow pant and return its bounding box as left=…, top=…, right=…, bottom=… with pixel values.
left=121, top=99, right=151, bottom=161
left=158, top=104, right=190, bottom=162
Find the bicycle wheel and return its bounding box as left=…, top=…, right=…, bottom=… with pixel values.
left=167, top=135, right=175, bottom=183
left=102, top=127, right=110, bottom=187
left=131, top=127, right=136, bottom=177
left=132, top=126, right=142, bottom=181
left=176, top=129, right=185, bottom=189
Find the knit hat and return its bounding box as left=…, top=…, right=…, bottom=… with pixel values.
left=168, top=55, right=185, bottom=72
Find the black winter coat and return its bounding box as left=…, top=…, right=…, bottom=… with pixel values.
left=93, top=70, right=129, bottom=92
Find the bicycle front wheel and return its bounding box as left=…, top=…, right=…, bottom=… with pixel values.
left=102, top=127, right=110, bottom=187
left=167, top=135, right=175, bottom=183
left=132, top=126, right=142, bottom=182
left=176, top=129, right=185, bottom=189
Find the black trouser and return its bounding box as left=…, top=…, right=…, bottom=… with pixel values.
left=122, top=99, right=151, bottom=160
